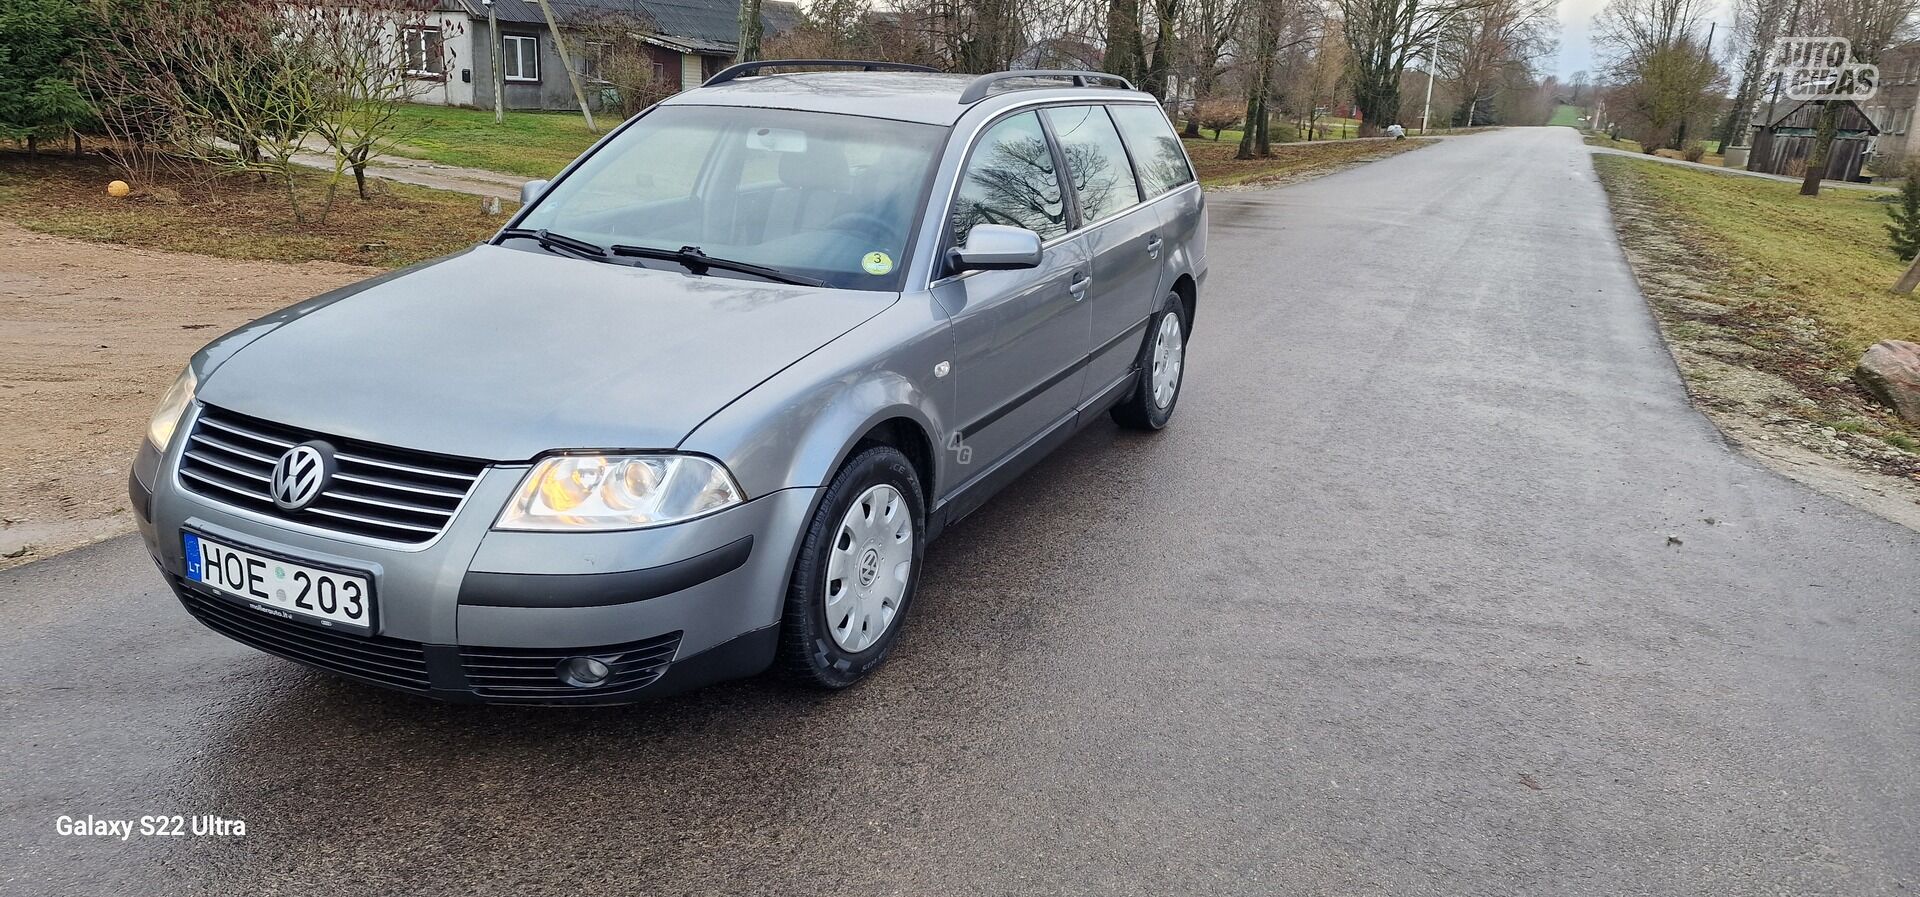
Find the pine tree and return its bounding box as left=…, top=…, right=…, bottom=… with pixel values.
left=1887, top=176, right=1920, bottom=261
left=0, top=0, right=93, bottom=153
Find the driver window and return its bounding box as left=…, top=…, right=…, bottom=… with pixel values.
left=950, top=111, right=1068, bottom=247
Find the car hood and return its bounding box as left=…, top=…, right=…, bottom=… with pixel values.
left=198, top=245, right=893, bottom=461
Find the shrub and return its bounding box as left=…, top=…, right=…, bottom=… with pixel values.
left=1192, top=97, right=1243, bottom=141
left=1885, top=165, right=1920, bottom=261
left=1682, top=141, right=1707, bottom=162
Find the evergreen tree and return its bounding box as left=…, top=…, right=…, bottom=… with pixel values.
left=1887, top=175, right=1920, bottom=261
left=0, top=0, right=93, bottom=153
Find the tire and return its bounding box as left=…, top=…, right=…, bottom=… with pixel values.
left=775, top=444, right=927, bottom=689
left=1111, top=291, right=1189, bottom=430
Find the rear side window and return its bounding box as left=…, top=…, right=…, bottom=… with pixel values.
left=951, top=111, right=1069, bottom=246
left=1108, top=103, right=1195, bottom=198
left=1042, top=105, right=1141, bottom=224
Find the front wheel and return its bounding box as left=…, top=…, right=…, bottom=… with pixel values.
left=775, top=445, right=926, bottom=689
left=1111, top=291, right=1188, bottom=430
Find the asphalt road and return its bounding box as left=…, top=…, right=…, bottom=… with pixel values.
left=5, top=128, right=1917, bottom=896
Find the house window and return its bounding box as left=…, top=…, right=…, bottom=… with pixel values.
left=581, top=39, right=611, bottom=82
left=652, top=61, right=666, bottom=82
left=403, top=25, right=445, bottom=78
left=503, top=34, right=540, bottom=82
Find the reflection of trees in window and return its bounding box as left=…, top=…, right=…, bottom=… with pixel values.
left=1108, top=105, right=1196, bottom=197
left=1135, top=136, right=1193, bottom=195
left=1059, top=141, right=1121, bottom=221
left=953, top=131, right=1067, bottom=243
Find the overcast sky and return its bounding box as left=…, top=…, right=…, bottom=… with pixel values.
left=1553, top=0, right=1735, bottom=81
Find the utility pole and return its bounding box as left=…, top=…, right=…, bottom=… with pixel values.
left=1420, top=8, right=1467, bottom=134
left=1422, top=42, right=1438, bottom=134
left=533, top=0, right=596, bottom=133
left=484, top=0, right=502, bottom=124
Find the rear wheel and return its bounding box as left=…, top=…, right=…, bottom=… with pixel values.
left=775, top=445, right=926, bottom=689
left=1111, top=291, right=1188, bottom=430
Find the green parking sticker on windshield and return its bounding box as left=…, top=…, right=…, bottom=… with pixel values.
left=862, top=251, right=894, bottom=276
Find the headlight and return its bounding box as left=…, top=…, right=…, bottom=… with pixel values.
left=145, top=367, right=197, bottom=450
left=496, top=453, right=744, bottom=531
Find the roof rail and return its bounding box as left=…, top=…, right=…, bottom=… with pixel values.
left=957, top=70, right=1137, bottom=104
left=703, top=59, right=940, bottom=88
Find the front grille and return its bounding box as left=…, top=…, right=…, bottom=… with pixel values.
left=461, top=632, right=683, bottom=703
left=177, top=583, right=433, bottom=692
left=177, top=405, right=486, bottom=545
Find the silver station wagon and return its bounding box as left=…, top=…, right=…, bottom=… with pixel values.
left=131, top=62, right=1207, bottom=704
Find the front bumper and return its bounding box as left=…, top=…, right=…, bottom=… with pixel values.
left=131, top=414, right=819, bottom=705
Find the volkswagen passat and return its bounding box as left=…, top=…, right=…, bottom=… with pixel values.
left=131, top=62, right=1206, bottom=703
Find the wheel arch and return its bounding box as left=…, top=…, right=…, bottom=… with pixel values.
left=1170, top=272, right=1197, bottom=331
left=847, top=416, right=937, bottom=503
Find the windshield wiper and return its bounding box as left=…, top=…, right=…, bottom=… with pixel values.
left=497, top=228, right=608, bottom=261
left=610, top=244, right=826, bottom=287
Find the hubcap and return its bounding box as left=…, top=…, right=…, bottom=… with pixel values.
left=824, top=483, right=913, bottom=653
left=1150, top=312, right=1185, bottom=409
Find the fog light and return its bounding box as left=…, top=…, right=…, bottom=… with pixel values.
left=559, top=656, right=612, bottom=688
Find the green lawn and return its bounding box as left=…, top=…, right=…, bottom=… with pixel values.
left=385, top=104, right=602, bottom=179
left=1596, top=155, right=1919, bottom=357
left=1594, top=154, right=1920, bottom=453
left=1548, top=104, right=1585, bottom=128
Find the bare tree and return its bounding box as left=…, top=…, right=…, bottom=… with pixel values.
left=1435, top=0, right=1556, bottom=127
left=565, top=10, right=667, bottom=119
left=1236, top=0, right=1318, bottom=157
left=306, top=2, right=460, bottom=201
left=1335, top=0, right=1491, bottom=134
left=1176, top=0, right=1247, bottom=134
left=1289, top=15, right=1348, bottom=138
left=83, top=0, right=329, bottom=217
left=1140, top=0, right=1185, bottom=99
left=1716, top=0, right=1792, bottom=148
left=1592, top=0, right=1722, bottom=150
left=1105, top=0, right=1149, bottom=81
left=738, top=0, right=766, bottom=61
left=889, top=0, right=1025, bottom=72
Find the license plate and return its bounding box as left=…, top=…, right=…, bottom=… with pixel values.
left=182, top=531, right=374, bottom=633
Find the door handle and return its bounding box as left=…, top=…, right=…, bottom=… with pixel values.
left=1068, top=271, right=1091, bottom=301
left=1146, top=235, right=1163, bottom=259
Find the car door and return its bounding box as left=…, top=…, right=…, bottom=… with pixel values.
left=1041, top=104, right=1163, bottom=406
left=930, top=110, right=1092, bottom=496
left=1108, top=101, right=1205, bottom=320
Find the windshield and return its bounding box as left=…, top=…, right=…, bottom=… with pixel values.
left=514, top=106, right=946, bottom=291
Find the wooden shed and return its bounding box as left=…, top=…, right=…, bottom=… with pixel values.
left=1747, top=99, right=1880, bottom=182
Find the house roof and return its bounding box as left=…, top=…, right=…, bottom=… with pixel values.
left=1759, top=98, right=1881, bottom=136
left=455, top=0, right=798, bottom=53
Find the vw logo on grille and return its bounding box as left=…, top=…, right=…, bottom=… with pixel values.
left=270, top=442, right=334, bottom=511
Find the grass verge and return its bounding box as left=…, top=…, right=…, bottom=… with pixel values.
left=1185, top=136, right=1432, bottom=188
left=1592, top=153, right=1920, bottom=491
left=1585, top=132, right=1724, bottom=166
left=385, top=104, right=601, bottom=179
left=0, top=151, right=503, bottom=267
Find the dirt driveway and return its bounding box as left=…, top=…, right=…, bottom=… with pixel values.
left=0, top=221, right=375, bottom=568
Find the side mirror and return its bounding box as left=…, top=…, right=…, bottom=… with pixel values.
left=519, top=179, right=549, bottom=206
left=947, top=224, right=1043, bottom=274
